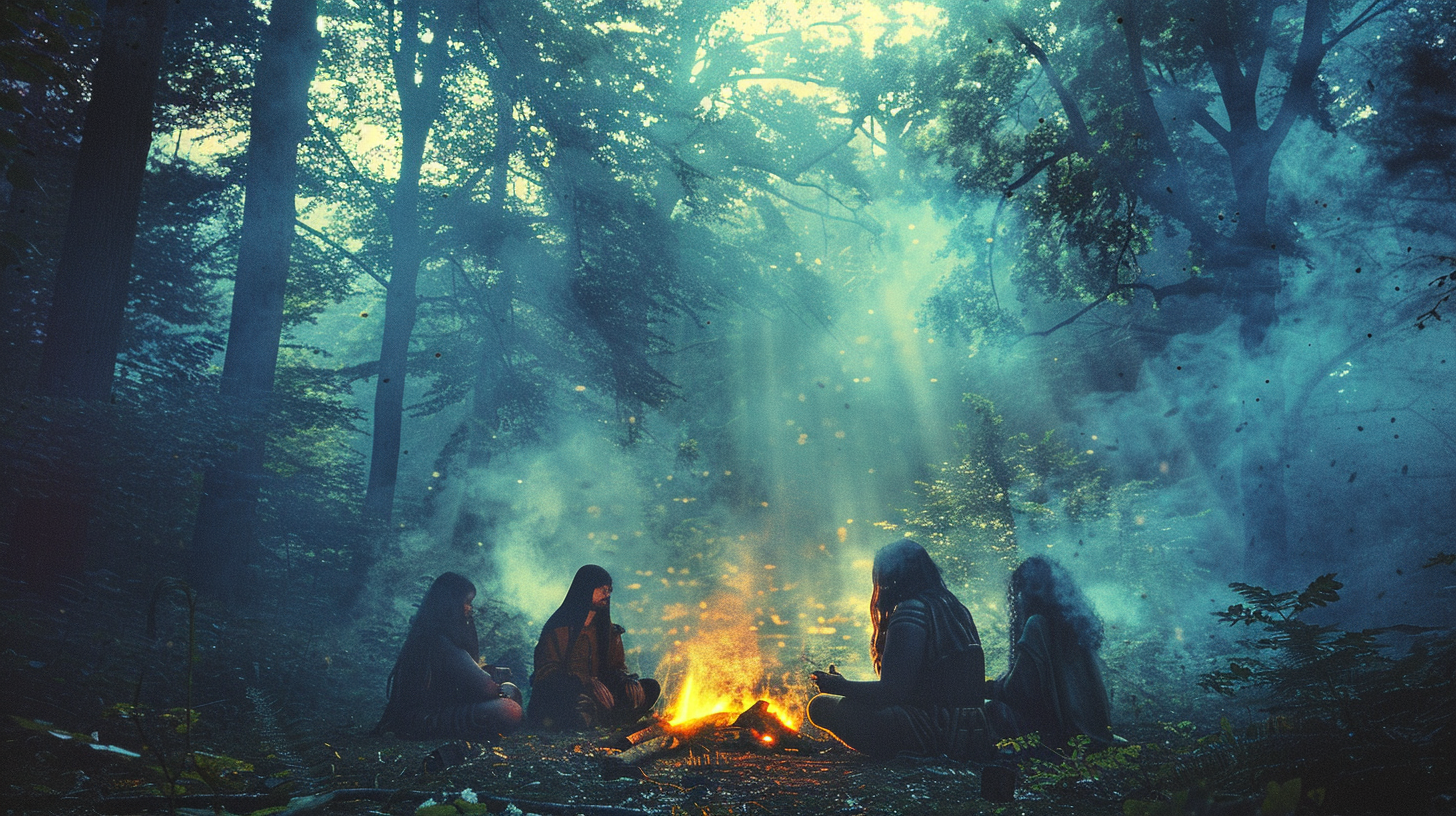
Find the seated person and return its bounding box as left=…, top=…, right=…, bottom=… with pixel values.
left=373, top=572, right=523, bottom=739
left=528, top=564, right=660, bottom=729
left=808, top=539, right=994, bottom=760
left=985, top=555, right=1113, bottom=751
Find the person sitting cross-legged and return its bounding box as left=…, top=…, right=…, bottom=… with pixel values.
left=528, top=564, right=660, bottom=729
left=373, top=572, right=524, bottom=740
left=807, top=539, right=995, bottom=760
left=984, top=555, right=1114, bottom=753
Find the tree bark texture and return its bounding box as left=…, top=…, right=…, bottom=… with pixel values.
left=35, top=0, right=169, bottom=399
left=362, top=0, right=461, bottom=524
left=7, top=0, right=168, bottom=592
left=189, top=0, right=321, bottom=597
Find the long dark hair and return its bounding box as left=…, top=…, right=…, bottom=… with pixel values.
left=869, top=539, right=955, bottom=673
left=374, top=572, right=478, bottom=733
left=1006, top=555, right=1103, bottom=665
left=539, top=564, right=613, bottom=662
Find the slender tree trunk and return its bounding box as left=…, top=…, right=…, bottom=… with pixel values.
left=188, top=0, right=321, bottom=598
left=362, top=195, right=424, bottom=522
left=449, top=86, right=516, bottom=550
left=465, top=93, right=516, bottom=469
left=7, top=0, right=169, bottom=591
left=361, top=0, right=460, bottom=524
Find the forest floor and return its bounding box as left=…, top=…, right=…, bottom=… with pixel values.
left=3, top=573, right=1453, bottom=816
left=0, top=576, right=1126, bottom=816
left=1, top=712, right=1129, bottom=816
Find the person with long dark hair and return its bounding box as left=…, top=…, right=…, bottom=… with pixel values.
left=528, top=565, right=660, bottom=729
left=807, top=539, right=994, bottom=759
left=986, top=555, right=1113, bottom=750
left=373, top=572, right=523, bottom=739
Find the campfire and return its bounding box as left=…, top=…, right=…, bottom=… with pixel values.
left=615, top=699, right=803, bottom=767
left=667, top=669, right=799, bottom=732
left=614, top=592, right=806, bottom=766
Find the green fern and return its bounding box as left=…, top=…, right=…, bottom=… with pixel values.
left=1199, top=571, right=1451, bottom=742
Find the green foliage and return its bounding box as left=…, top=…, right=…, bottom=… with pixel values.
left=1198, top=573, right=1390, bottom=729
left=900, top=397, right=1018, bottom=594
left=901, top=394, right=1108, bottom=593
left=1200, top=568, right=1456, bottom=762
left=1259, top=777, right=1302, bottom=816
left=919, top=259, right=1023, bottom=348
left=997, top=731, right=1145, bottom=793
left=914, top=0, right=1404, bottom=348
left=0, top=0, right=95, bottom=203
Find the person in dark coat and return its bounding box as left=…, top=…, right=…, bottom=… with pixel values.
left=373, top=572, right=523, bottom=739
left=528, top=564, right=660, bottom=729
left=807, top=539, right=994, bottom=759
left=985, top=555, right=1113, bottom=751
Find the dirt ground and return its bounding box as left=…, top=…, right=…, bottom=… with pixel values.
left=0, top=714, right=1117, bottom=816
left=283, top=724, right=1111, bottom=816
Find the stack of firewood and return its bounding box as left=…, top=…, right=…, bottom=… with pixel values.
left=610, top=702, right=802, bottom=767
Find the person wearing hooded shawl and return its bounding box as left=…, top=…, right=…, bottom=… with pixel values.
left=373, top=572, right=524, bottom=739
left=985, top=555, right=1113, bottom=751
left=528, top=565, right=660, bottom=729
left=807, top=539, right=995, bottom=760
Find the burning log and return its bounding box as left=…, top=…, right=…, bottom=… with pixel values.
left=614, top=734, right=680, bottom=765
left=731, top=700, right=799, bottom=747
left=669, top=711, right=738, bottom=738
left=621, top=720, right=670, bottom=747
left=610, top=702, right=801, bottom=768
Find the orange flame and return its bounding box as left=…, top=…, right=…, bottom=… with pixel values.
left=658, top=592, right=800, bottom=730
left=667, top=671, right=799, bottom=730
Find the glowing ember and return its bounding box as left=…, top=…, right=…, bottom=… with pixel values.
left=761, top=734, right=774, bottom=744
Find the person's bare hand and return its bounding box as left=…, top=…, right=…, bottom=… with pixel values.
left=811, top=664, right=848, bottom=695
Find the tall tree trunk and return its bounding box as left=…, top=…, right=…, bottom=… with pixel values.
left=188, top=0, right=321, bottom=598
left=465, top=93, right=516, bottom=470
left=1225, top=132, right=1288, bottom=571
left=35, top=0, right=169, bottom=399
left=7, top=0, right=169, bottom=591
left=361, top=0, right=460, bottom=524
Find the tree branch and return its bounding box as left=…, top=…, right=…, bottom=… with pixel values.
left=1001, top=17, right=1093, bottom=154
left=758, top=183, right=874, bottom=231
left=1119, top=0, right=1220, bottom=246
left=1327, top=0, right=1400, bottom=49
left=729, top=70, right=832, bottom=88
left=295, top=219, right=389, bottom=289
left=738, top=16, right=861, bottom=47
left=786, top=121, right=861, bottom=177
left=1004, top=147, right=1070, bottom=194
left=1023, top=277, right=1219, bottom=338
left=1268, top=0, right=1332, bottom=145
left=308, top=111, right=393, bottom=214
left=1186, top=104, right=1233, bottom=150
